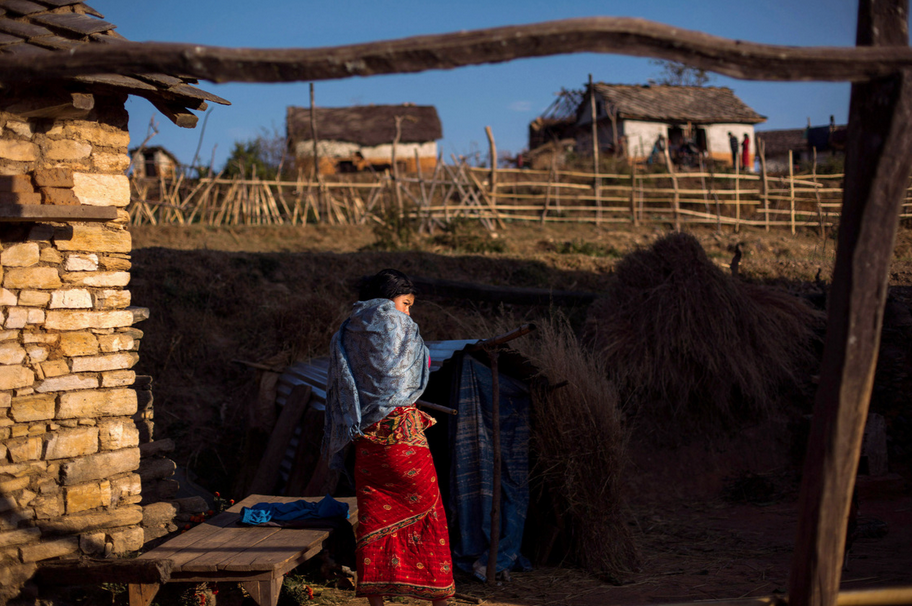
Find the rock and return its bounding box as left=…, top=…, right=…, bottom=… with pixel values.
left=9, top=394, right=55, bottom=423
left=0, top=243, right=39, bottom=268
left=53, top=224, right=131, bottom=253
left=65, top=481, right=106, bottom=514
left=41, top=187, right=80, bottom=206
left=101, top=370, right=135, bottom=388
left=44, top=310, right=134, bottom=330
left=0, top=342, right=26, bottom=365
left=45, top=139, right=92, bottom=161
left=62, top=271, right=130, bottom=287
left=2, top=267, right=61, bottom=289
left=0, top=528, right=40, bottom=548
left=97, top=333, right=134, bottom=353
left=57, top=388, right=137, bottom=419
left=139, top=439, right=174, bottom=459
left=40, top=360, right=69, bottom=378
left=38, top=505, right=142, bottom=535
left=70, top=352, right=138, bottom=373
left=0, top=288, right=16, bottom=306
left=64, top=254, right=99, bottom=272
left=32, top=168, right=74, bottom=188
left=59, top=448, right=140, bottom=486
left=79, top=531, right=106, bottom=555
left=58, top=331, right=99, bottom=356
left=109, top=526, right=144, bottom=555
left=93, top=289, right=131, bottom=309
left=142, top=502, right=177, bottom=528
left=172, top=495, right=208, bottom=514
left=34, top=374, right=97, bottom=394
left=17, top=290, right=49, bottom=307
left=0, top=366, right=33, bottom=391
left=98, top=418, right=140, bottom=451
left=72, top=173, right=129, bottom=207
left=0, top=140, right=38, bottom=162
left=19, top=536, right=79, bottom=562
left=43, top=427, right=99, bottom=460
left=138, top=458, right=176, bottom=482
left=6, top=436, right=42, bottom=463
left=93, top=152, right=131, bottom=173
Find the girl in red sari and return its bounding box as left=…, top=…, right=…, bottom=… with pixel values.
left=324, top=269, right=455, bottom=606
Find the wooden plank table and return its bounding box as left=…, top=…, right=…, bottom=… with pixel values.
left=128, top=495, right=358, bottom=606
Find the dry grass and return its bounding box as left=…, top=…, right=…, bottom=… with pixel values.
left=583, top=232, right=824, bottom=437
left=462, top=312, right=639, bottom=578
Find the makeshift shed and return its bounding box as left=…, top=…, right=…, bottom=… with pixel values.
left=263, top=334, right=539, bottom=576
left=286, top=104, right=442, bottom=175
left=756, top=119, right=848, bottom=172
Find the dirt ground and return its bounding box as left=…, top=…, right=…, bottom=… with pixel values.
left=120, top=222, right=912, bottom=606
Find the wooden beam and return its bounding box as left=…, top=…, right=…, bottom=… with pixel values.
left=0, top=203, right=118, bottom=222
left=789, top=2, right=912, bottom=606
left=36, top=558, right=172, bottom=585
left=1, top=18, right=912, bottom=85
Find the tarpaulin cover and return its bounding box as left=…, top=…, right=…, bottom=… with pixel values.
left=449, top=354, right=532, bottom=578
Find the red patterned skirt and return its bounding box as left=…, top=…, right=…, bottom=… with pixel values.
left=354, top=407, right=455, bottom=601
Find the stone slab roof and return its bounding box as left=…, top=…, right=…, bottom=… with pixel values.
left=0, top=0, right=229, bottom=126
left=592, top=83, right=766, bottom=125
left=286, top=104, right=442, bottom=147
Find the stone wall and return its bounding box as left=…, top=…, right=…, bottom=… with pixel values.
left=0, top=98, right=176, bottom=599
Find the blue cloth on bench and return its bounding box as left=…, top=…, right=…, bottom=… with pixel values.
left=240, top=495, right=349, bottom=526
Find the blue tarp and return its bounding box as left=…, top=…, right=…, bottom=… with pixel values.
left=449, top=354, right=532, bottom=579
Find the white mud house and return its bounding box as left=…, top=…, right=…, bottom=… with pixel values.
left=576, top=83, right=766, bottom=168
left=286, top=104, right=442, bottom=175
left=0, top=1, right=228, bottom=601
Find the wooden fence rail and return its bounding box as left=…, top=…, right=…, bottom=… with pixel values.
left=127, top=164, right=912, bottom=232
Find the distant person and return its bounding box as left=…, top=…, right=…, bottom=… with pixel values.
left=648, top=134, right=666, bottom=165
left=729, top=132, right=739, bottom=170
left=741, top=133, right=751, bottom=173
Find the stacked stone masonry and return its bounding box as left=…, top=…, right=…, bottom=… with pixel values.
left=0, top=104, right=178, bottom=596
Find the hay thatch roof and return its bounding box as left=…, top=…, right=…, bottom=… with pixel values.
left=755, top=128, right=806, bottom=157
left=286, top=104, right=442, bottom=147
left=592, top=83, right=766, bottom=124
left=0, top=1, right=229, bottom=127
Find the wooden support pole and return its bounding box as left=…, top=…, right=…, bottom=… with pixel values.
left=485, top=348, right=501, bottom=585
left=589, top=74, right=602, bottom=224
left=735, top=155, right=741, bottom=232
left=788, top=2, right=912, bottom=606
left=789, top=149, right=796, bottom=234
left=759, top=138, right=771, bottom=231
left=662, top=143, right=680, bottom=231
left=485, top=126, right=498, bottom=206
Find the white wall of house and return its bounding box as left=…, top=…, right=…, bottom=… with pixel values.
left=621, top=120, right=670, bottom=159
left=705, top=123, right=756, bottom=163
left=294, top=140, right=437, bottom=161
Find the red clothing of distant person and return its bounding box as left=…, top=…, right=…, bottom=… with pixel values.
left=741, top=134, right=751, bottom=172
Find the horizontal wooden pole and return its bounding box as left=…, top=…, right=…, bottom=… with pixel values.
left=4, top=17, right=912, bottom=84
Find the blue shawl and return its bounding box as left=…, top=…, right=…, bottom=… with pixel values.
left=322, top=298, right=430, bottom=469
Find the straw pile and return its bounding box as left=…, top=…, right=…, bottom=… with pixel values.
left=509, top=314, right=639, bottom=577
left=583, top=232, right=823, bottom=435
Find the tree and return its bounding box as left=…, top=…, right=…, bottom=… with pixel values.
left=222, top=127, right=287, bottom=179
left=650, top=60, right=713, bottom=86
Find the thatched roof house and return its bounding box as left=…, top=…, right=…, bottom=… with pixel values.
left=756, top=120, right=847, bottom=172
left=286, top=104, right=442, bottom=174
left=0, top=2, right=227, bottom=600
left=572, top=83, right=766, bottom=167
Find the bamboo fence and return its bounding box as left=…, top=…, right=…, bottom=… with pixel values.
left=127, top=159, right=912, bottom=232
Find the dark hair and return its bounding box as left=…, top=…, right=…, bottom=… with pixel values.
left=358, top=269, right=417, bottom=301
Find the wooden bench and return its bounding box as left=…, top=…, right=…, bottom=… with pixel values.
left=129, top=494, right=358, bottom=606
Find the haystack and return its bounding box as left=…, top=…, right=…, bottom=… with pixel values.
left=583, top=232, right=823, bottom=435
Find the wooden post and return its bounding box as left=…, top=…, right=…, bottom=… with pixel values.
left=309, top=83, right=324, bottom=222
left=811, top=147, right=827, bottom=239
left=759, top=138, right=770, bottom=231
left=789, top=2, right=912, bottom=606
left=542, top=152, right=556, bottom=224
left=734, top=154, right=741, bottom=232
left=662, top=143, right=680, bottom=231
left=789, top=149, right=796, bottom=234
left=486, top=348, right=501, bottom=585
left=589, top=74, right=602, bottom=224
left=392, top=116, right=404, bottom=219
left=629, top=160, right=638, bottom=226
left=485, top=126, right=498, bottom=214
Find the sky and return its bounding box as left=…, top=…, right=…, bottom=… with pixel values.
left=88, top=0, right=867, bottom=171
